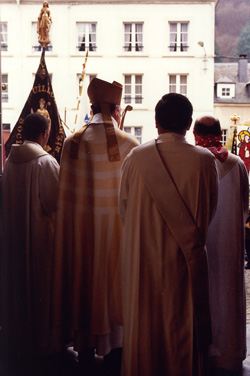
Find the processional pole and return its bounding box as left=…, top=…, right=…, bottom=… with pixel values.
left=0, top=16, right=2, bottom=176
left=230, top=113, right=240, bottom=155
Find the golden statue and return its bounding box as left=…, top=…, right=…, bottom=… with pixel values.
left=37, top=1, right=52, bottom=49
left=37, top=98, right=51, bottom=128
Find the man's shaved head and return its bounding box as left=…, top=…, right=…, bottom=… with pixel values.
left=194, top=116, right=221, bottom=137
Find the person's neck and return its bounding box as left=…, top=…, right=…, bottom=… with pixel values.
left=24, top=139, right=42, bottom=146
left=158, top=128, right=186, bottom=136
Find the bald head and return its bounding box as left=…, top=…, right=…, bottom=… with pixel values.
left=194, top=116, right=221, bottom=138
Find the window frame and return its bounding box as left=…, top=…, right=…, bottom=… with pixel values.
left=124, top=74, right=143, bottom=105
left=77, top=73, right=96, bottom=95
left=0, top=22, right=8, bottom=52
left=124, top=126, right=142, bottom=144
left=169, top=74, right=188, bottom=96
left=222, top=88, right=231, bottom=97
left=216, top=83, right=235, bottom=99
left=124, top=22, right=143, bottom=52
left=169, top=22, right=189, bottom=53
left=3, top=123, right=10, bottom=131
left=2, top=74, right=8, bottom=103
left=221, top=129, right=227, bottom=146
left=76, top=22, right=97, bottom=52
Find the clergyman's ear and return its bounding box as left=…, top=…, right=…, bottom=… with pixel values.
left=186, top=118, right=192, bottom=131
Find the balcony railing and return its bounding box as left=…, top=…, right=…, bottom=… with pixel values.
left=124, top=95, right=143, bottom=104
left=123, top=45, right=144, bottom=52
left=169, top=45, right=189, bottom=52
left=1, top=43, right=7, bottom=51
left=32, top=45, right=53, bottom=52
left=77, top=44, right=97, bottom=52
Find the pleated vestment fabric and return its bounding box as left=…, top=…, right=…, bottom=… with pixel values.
left=50, top=120, right=139, bottom=354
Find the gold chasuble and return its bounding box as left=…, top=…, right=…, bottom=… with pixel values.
left=50, top=116, right=139, bottom=354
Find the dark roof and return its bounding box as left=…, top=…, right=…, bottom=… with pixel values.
left=214, top=62, right=250, bottom=104
left=215, top=76, right=234, bottom=84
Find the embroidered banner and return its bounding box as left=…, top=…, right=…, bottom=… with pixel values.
left=5, top=50, right=65, bottom=163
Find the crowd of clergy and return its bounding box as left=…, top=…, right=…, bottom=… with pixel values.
left=0, top=77, right=249, bottom=376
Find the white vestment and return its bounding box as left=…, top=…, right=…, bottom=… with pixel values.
left=119, top=133, right=218, bottom=376
left=207, top=153, right=249, bottom=371
left=1, top=141, right=60, bottom=361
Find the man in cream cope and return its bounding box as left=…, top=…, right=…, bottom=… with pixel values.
left=1, top=113, right=59, bottom=374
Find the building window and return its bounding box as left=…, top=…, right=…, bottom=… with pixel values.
left=1, top=22, right=8, bottom=51
left=124, top=23, right=143, bottom=52
left=221, top=129, right=227, bottom=145
left=222, top=88, right=230, bottom=97
left=3, top=123, right=10, bottom=131
left=32, top=22, right=53, bottom=52
left=76, top=74, right=94, bottom=123
left=169, top=74, right=187, bottom=96
left=77, top=22, right=97, bottom=52
left=2, top=74, right=8, bottom=103
left=124, top=75, right=143, bottom=104
left=169, top=22, right=188, bottom=52
left=78, top=74, right=96, bottom=94
left=216, top=83, right=235, bottom=99
left=124, top=126, right=142, bottom=144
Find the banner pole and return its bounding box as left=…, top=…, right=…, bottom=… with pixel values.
left=0, top=20, right=3, bottom=176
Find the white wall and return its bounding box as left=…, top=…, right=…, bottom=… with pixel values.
left=0, top=1, right=215, bottom=144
